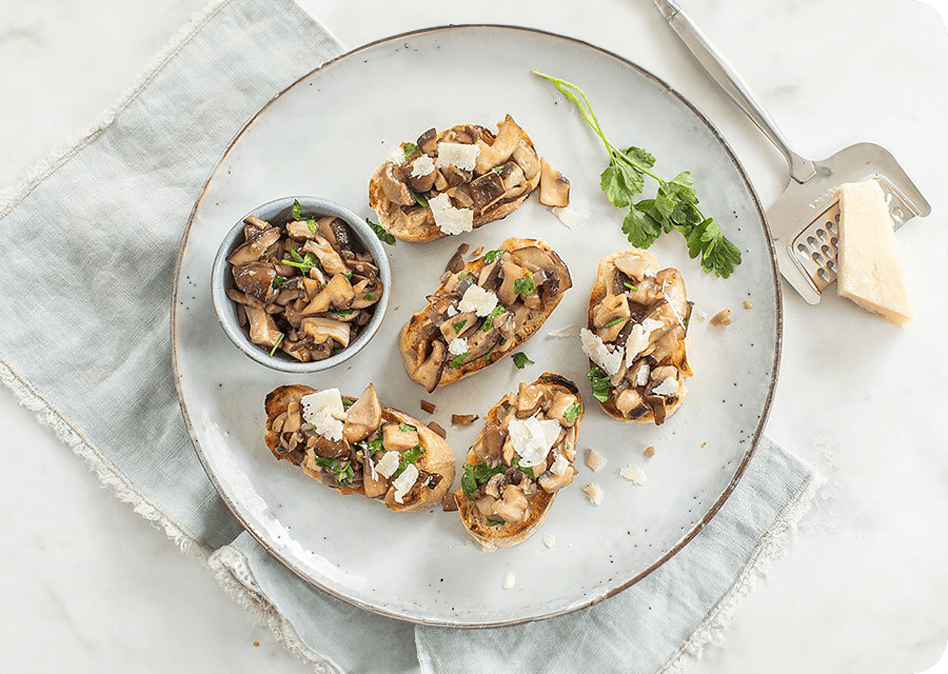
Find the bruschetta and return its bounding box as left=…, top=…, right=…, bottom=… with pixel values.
left=580, top=248, right=693, bottom=425
left=368, top=115, right=568, bottom=242
left=455, top=373, right=584, bottom=548
left=399, top=237, right=572, bottom=392
left=264, top=383, right=455, bottom=511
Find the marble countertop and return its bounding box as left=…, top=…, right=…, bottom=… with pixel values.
left=1, top=0, right=945, bottom=672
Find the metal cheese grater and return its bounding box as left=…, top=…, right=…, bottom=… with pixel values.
left=653, top=0, right=931, bottom=304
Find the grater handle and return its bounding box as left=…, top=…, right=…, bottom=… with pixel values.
left=653, top=0, right=816, bottom=184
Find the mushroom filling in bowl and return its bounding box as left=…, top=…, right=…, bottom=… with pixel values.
left=400, top=238, right=572, bottom=392
left=456, top=373, right=584, bottom=546
left=582, top=249, right=693, bottom=425
left=225, top=203, right=384, bottom=362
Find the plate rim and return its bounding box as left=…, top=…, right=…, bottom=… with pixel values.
left=170, top=23, right=783, bottom=628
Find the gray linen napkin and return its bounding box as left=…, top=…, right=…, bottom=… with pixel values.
left=0, top=1, right=820, bottom=672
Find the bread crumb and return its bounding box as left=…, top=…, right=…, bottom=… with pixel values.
left=700, top=441, right=707, bottom=448
left=743, top=300, right=754, bottom=310
left=542, top=532, right=556, bottom=549
left=582, top=483, right=604, bottom=505
left=710, top=308, right=732, bottom=326
left=420, top=399, right=437, bottom=414
left=253, top=641, right=260, bottom=647
left=618, top=464, right=647, bottom=485
left=427, top=421, right=447, bottom=438
left=451, top=413, right=479, bottom=426
left=503, top=572, right=516, bottom=589
left=643, top=446, right=655, bottom=458
left=585, top=448, right=608, bottom=472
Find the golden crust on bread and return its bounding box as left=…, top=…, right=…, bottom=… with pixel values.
left=368, top=116, right=543, bottom=242
left=399, top=237, right=571, bottom=392
left=584, top=248, right=692, bottom=425
left=264, top=384, right=455, bottom=511
left=455, top=373, right=583, bottom=548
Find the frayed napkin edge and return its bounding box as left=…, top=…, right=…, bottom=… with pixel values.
left=658, top=468, right=826, bottom=673
left=0, top=0, right=235, bottom=221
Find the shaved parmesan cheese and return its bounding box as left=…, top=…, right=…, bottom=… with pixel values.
left=458, top=285, right=499, bottom=317
left=508, top=416, right=562, bottom=467
left=619, top=464, right=647, bottom=485
left=582, top=483, right=603, bottom=505
left=552, top=205, right=590, bottom=228
left=411, top=154, right=436, bottom=178
left=549, top=452, right=571, bottom=476
left=428, top=193, right=474, bottom=236
left=503, top=572, right=516, bottom=589
left=436, top=142, right=480, bottom=171
left=392, top=463, right=419, bottom=503
left=542, top=532, right=556, bottom=549
left=375, top=451, right=400, bottom=479
left=448, top=337, right=468, bottom=356
left=585, top=449, right=608, bottom=472
left=547, top=324, right=581, bottom=338
left=652, top=376, right=680, bottom=397
left=625, top=318, right=664, bottom=366
left=580, top=328, right=623, bottom=376
left=300, top=389, right=345, bottom=441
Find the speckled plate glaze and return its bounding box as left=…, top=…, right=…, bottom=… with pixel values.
left=172, top=25, right=781, bottom=628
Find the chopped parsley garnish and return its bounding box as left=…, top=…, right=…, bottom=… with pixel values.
left=511, top=457, right=535, bottom=479
left=481, top=304, right=505, bottom=332
left=394, top=445, right=426, bottom=477
left=311, top=456, right=355, bottom=484
left=449, top=352, right=468, bottom=369
left=460, top=462, right=508, bottom=500
left=268, top=333, right=284, bottom=357
left=366, top=218, right=396, bottom=245
left=271, top=276, right=287, bottom=289
left=331, top=309, right=355, bottom=317
left=292, top=199, right=303, bottom=220
left=484, top=346, right=496, bottom=362
left=511, top=352, right=534, bottom=369
left=562, top=401, right=583, bottom=423
left=482, top=249, right=505, bottom=264
left=453, top=319, right=468, bottom=333
left=403, top=141, right=419, bottom=157
left=623, top=282, right=638, bottom=291
left=363, top=294, right=377, bottom=302
left=492, top=166, right=505, bottom=174
left=398, top=422, right=416, bottom=432
left=412, top=191, right=429, bottom=207
left=603, top=316, right=626, bottom=328
left=366, top=426, right=385, bottom=455
left=344, top=270, right=352, bottom=280
left=532, top=71, right=741, bottom=278
left=341, top=397, right=356, bottom=407
left=485, top=519, right=504, bottom=526
left=306, top=218, right=317, bottom=234
left=514, top=274, right=536, bottom=295
left=456, top=271, right=472, bottom=282
left=282, top=249, right=319, bottom=273
left=587, top=366, right=612, bottom=403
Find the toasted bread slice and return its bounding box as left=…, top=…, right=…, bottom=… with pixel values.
left=264, top=384, right=455, bottom=512
left=583, top=248, right=692, bottom=425
left=368, top=115, right=543, bottom=242
left=399, top=237, right=572, bottom=392
left=455, top=373, right=584, bottom=548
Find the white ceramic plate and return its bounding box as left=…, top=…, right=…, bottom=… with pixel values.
left=172, top=25, right=781, bottom=627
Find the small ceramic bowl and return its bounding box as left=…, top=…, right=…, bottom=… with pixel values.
left=211, top=196, right=391, bottom=373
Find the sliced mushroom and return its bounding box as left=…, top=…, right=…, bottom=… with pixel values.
left=300, top=317, right=351, bottom=348
left=286, top=220, right=317, bottom=240
left=343, top=384, right=382, bottom=443
left=471, top=422, right=505, bottom=464
left=417, top=127, right=438, bottom=155
left=538, top=158, right=570, bottom=207
left=382, top=423, right=420, bottom=452
left=491, top=484, right=530, bottom=525
left=227, top=227, right=281, bottom=266
left=474, top=115, right=525, bottom=174
left=592, top=293, right=631, bottom=342
left=547, top=391, right=579, bottom=427
left=350, top=277, right=383, bottom=309
left=414, top=338, right=447, bottom=393
left=496, top=257, right=527, bottom=307
left=302, top=235, right=347, bottom=275
left=469, top=172, right=507, bottom=210
left=515, top=382, right=544, bottom=419
left=484, top=472, right=508, bottom=500
left=511, top=139, right=540, bottom=180
left=378, top=162, right=413, bottom=206
left=246, top=307, right=282, bottom=348
left=301, top=273, right=354, bottom=316
left=538, top=465, right=576, bottom=494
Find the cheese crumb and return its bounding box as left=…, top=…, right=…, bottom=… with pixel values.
left=579, top=328, right=623, bottom=376
left=710, top=308, right=732, bottom=326
left=458, top=284, right=499, bottom=317
left=502, top=572, right=516, bottom=589
left=582, top=483, right=604, bottom=505
left=552, top=205, right=590, bottom=228
left=428, top=193, right=474, bottom=236
left=643, top=446, right=655, bottom=458
left=411, top=154, right=436, bottom=178
left=448, top=337, right=468, bottom=356
left=549, top=452, right=570, bottom=476
left=585, top=449, right=608, bottom=472
left=743, top=300, right=754, bottom=310
left=375, top=451, right=400, bottom=479
left=436, top=142, right=480, bottom=172
left=619, top=464, right=647, bottom=485
left=300, top=389, right=345, bottom=441
left=392, top=463, right=419, bottom=503
left=542, top=532, right=556, bottom=549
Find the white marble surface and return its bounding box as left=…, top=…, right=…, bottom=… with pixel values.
left=1, top=0, right=946, bottom=672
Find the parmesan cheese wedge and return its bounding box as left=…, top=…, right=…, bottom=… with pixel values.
left=836, top=179, right=912, bottom=325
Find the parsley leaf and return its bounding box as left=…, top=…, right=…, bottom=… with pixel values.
left=492, top=166, right=505, bottom=174
left=562, top=401, right=583, bottom=423
left=482, top=249, right=505, bottom=264
left=514, top=274, right=536, bottom=296
left=306, top=218, right=317, bottom=234
left=485, top=519, right=504, bottom=526
left=510, top=457, right=535, bottom=479
left=413, top=191, right=429, bottom=207
left=603, top=316, right=626, bottom=328
left=587, top=366, right=611, bottom=403
left=363, top=294, right=377, bottom=302
left=403, top=141, right=419, bottom=157
left=282, top=249, right=319, bottom=273
left=481, top=304, right=505, bottom=332
left=511, top=352, right=534, bottom=369
left=398, top=422, right=416, bottom=432
left=271, top=276, right=287, bottom=289
left=310, top=456, right=355, bottom=484
left=533, top=71, right=741, bottom=278
left=366, top=426, right=385, bottom=455
left=292, top=199, right=302, bottom=220
left=366, top=218, right=396, bottom=245
left=461, top=462, right=508, bottom=500
left=449, top=352, right=468, bottom=369
left=394, top=445, right=426, bottom=477
left=453, top=319, right=468, bottom=333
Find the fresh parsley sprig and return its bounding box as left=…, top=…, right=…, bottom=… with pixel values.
left=511, top=352, right=534, bottom=369
left=366, top=218, right=396, bottom=245
left=532, top=71, right=742, bottom=278
left=587, top=366, right=611, bottom=403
